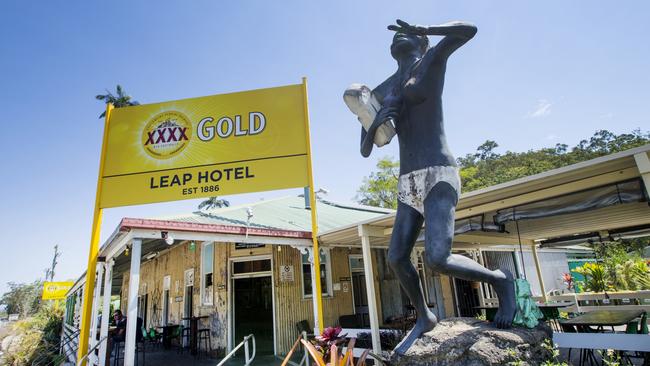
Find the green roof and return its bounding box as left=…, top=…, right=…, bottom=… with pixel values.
left=153, top=196, right=392, bottom=233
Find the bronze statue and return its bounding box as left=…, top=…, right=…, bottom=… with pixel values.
left=345, top=20, right=516, bottom=354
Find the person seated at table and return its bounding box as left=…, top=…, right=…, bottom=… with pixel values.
left=106, top=311, right=147, bottom=362
left=112, top=310, right=127, bottom=342
left=106, top=310, right=127, bottom=364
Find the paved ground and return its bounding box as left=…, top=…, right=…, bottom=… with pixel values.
left=110, top=340, right=650, bottom=365
left=559, top=347, right=648, bottom=365
left=133, top=349, right=287, bottom=366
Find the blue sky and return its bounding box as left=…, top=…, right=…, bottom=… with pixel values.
left=0, top=1, right=648, bottom=294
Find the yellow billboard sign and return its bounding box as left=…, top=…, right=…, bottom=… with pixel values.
left=42, top=281, right=74, bottom=300
left=100, top=83, right=309, bottom=208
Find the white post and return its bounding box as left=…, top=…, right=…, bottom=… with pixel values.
left=98, top=259, right=114, bottom=366
left=89, top=262, right=104, bottom=357
left=359, top=225, right=381, bottom=355
left=531, top=244, right=548, bottom=302
left=124, top=239, right=142, bottom=366
left=634, top=152, right=650, bottom=194
left=475, top=249, right=487, bottom=307
left=512, top=249, right=524, bottom=279
left=307, top=247, right=320, bottom=334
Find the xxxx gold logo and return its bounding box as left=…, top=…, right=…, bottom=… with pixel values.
left=142, top=111, right=192, bottom=159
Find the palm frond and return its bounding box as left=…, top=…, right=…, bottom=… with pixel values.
left=96, top=85, right=138, bottom=118
left=198, top=197, right=230, bottom=211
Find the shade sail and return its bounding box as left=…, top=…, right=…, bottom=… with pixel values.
left=494, top=179, right=646, bottom=225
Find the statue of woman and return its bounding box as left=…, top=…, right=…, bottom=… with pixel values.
left=348, top=20, right=516, bottom=353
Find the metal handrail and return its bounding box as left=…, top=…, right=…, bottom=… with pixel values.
left=61, top=329, right=80, bottom=348
left=75, top=335, right=108, bottom=366
left=31, top=328, right=81, bottom=366
left=60, top=329, right=81, bottom=361
left=216, top=334, right=256, bottom=366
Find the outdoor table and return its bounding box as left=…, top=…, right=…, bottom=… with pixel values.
left=474, top=302, right=574, bottom=322
left=560, top=310, right=646, bottom=364
left=473, top=305, right=498, bottom=321
left=157, top=324, right=178, bottom=350
left=182, top=316, right=209, bottom=356
left=537, top=302, right=574, bottom=321
left=562, top=309, right=644, bottom=328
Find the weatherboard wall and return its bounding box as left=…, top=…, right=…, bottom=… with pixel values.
left=120, top=240, right=230, bottom=353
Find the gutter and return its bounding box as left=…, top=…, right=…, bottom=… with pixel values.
left=119, top=217, right=312, bottom=239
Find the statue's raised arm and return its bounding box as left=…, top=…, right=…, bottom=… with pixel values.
left=388, top=19, right=477, bottom=56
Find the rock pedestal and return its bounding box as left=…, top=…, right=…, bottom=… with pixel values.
left=390, top=317, right=553, bottom=366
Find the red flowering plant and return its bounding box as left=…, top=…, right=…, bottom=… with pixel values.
left=312, top=326, right=347, bottom=362
left=562, top=272, right=574, bottom=291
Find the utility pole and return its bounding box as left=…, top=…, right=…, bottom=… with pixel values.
left=47, top=245, right=61, bottom=281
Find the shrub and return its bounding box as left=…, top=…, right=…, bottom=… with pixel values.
left=2, top=303, right=64, bottom=366
left=574, top=258, right=650, bottom=293
left=574, top=262, right=611, bottom=292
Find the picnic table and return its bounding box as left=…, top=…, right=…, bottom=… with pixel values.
left=556, top=309, right=648, bottom=365
left=562, top=309, right=644, bottom=327
left=474, top=302, right=574, bottom=323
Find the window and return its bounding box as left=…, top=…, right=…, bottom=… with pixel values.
left=302, top=249, right=332, bottom=297
left=162, top=276, right=171, bottom=325
left=137, top=294, right=148, bottom=327
left=232, top=259, right=271, bottom=274
left=201, top=242, right=214, bottom=305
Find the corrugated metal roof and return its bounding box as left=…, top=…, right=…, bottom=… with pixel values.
left=152, top=196, right=393, bottom=233
left=319, top=145, right=650, bottom=248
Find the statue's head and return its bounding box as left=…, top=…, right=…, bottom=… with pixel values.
left=390, top=32, right=428, bottom=59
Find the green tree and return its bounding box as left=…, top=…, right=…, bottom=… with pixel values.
left=356, top=156, right=400, bottom=209
left=95, top=84, right=140, bottom=118
left=0, top=281, right=42, bottom=317
left=356, top=129, right=650, bottom=207
left=458, top=128, right=649, bottom=191
left=198, top=197, right=231, bottom=211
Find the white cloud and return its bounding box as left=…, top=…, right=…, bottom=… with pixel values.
left=546, top=134, right=560, bottom=140
left=527, top=99, right=552, bottom=118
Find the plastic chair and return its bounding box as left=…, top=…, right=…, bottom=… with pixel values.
left=296, top=320, right=314, bottom=339
left=625, top=320, right=639, bottom=334
left=148, top=328, right=162, bottom=347
left=541, top=307, right=561, bottom=332
left=167, top=325, right=184, bottom=354
left=140, top=326, right=159, bottom=349
left=639, top=312, right=648, bottom=334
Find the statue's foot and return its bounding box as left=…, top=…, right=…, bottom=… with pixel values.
left=492, top=268, right=516, bottom=329
left=393, top=311, right=438, bottom=355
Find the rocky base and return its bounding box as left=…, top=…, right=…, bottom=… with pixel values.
left=390, top=317, right=553, bottom=366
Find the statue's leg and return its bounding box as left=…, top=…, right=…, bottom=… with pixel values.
left=422, top=183, right=516, bottom=329
left=388, top=202, right=437, bottom=354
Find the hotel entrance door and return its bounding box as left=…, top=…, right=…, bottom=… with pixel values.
left=231, top=258, right=274, bottom=355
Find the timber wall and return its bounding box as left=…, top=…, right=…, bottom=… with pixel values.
left=118, top=241, right=456, bottom=356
